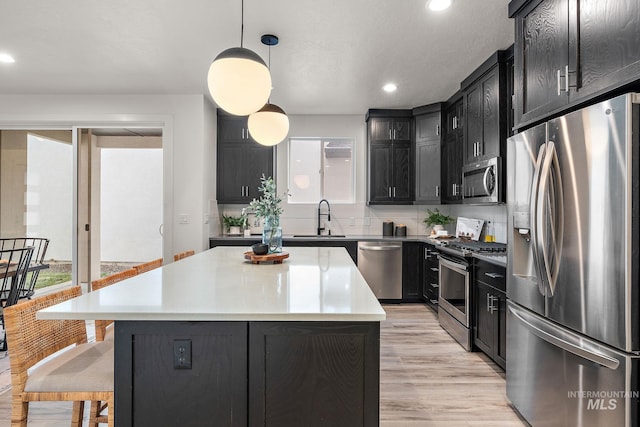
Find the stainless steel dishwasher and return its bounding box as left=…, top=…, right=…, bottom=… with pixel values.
left=357, top=241, right=402, bottom=299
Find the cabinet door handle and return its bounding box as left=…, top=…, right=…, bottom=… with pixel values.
left=435, top=185, right=440, bottom=197
left=436, top=124, right=440, bottom=136
left=388, top=187, right=392, bottom=198
left=430, top=283, right=439, bottom=288
left=393, top=187, right=396, bottom=198
left=453, top=117, right=457, bottom=130
left=242, top=128, right=245, bottom=139
left=484, top=272, right=504, bottom=279
left=430, top=267, right=439, bottom=272
left=393, top=129, right=397, bottom=140
left=388, top=129, right=392, bottom=140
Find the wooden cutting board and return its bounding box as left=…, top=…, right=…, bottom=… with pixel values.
left=243, top=251, right=289, bottom=264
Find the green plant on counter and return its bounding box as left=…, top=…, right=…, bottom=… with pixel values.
left=222, top=214, right=247, bottom=232
left=248, top=175, right=283, bottom=225
left=423, top=208, right=455, bottom=227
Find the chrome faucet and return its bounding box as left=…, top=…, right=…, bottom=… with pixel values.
left=317, top=199, right=331, bottom=235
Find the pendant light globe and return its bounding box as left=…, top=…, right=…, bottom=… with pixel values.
left=248, top=103, right=289, bottom=146
left=208, top=47, right=272, bottom=116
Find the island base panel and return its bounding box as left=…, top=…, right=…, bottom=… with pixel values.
left=249, top=322, right=380, bottom=427
left=115, top=320, right=380, bottom=427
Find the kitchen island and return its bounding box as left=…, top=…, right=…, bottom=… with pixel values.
left=39, top=246, right=385, bottom=427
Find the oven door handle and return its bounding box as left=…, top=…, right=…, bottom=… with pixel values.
left=438, top=256, right=468, bottom=273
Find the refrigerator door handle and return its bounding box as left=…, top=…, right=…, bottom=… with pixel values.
left=508, top=304, right=620, bottom=370
left=530, top=144, right=547, bottom=296
left=536, top=141, right=564, bottom=296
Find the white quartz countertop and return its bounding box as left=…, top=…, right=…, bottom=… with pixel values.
left=38, top=247, right=386, bottom=322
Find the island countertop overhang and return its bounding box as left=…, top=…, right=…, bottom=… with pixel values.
left=37, top=246, right=386, bottom=322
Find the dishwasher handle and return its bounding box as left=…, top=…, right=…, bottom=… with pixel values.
left=359, top=245, right=401, bottom=251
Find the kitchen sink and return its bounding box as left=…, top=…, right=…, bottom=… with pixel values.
left=292, top=234, right=347, bottom=238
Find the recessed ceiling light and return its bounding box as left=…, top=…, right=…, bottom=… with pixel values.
left=427, top=0, right=452, bottom=11
left=383, top=83, right=397, bottom=93
left=0, top=53, right=15, bottom=63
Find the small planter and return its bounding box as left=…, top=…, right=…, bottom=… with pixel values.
left=228, top=226, right=242, bottom=236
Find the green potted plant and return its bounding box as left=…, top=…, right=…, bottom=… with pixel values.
left=423, top=208, right=455, bottom=236
left=249, top=175, right=284, bottom=253
left=222, top=214, right=247, bottom=235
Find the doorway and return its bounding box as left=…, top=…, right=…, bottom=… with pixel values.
left=0, top=127, right=163, bottom=291
left=76, top=127, right=163, bottom=286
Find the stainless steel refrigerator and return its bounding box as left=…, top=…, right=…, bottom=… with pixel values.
left=506, top=93, right=640, bottom=426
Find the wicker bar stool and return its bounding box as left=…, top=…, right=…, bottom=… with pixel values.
left=173, top=250, right=195, bottom=262
left=88, top=268, right=138, bottom=426
left=90, top=268, right=137, bottom=341
left=4, top=286, right=114, bottom=427
left=132, top=258, right=163, bottom=274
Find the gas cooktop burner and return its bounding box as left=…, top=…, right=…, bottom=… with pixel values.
left=447, top=241, right=507, bottom=254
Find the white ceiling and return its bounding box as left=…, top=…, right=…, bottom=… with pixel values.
left=0, top=0, right=514, bottom=115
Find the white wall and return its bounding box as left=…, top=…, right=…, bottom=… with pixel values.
left=0, top=94, right=217, bottom=260
left=219, top=114, right=508, bottom=242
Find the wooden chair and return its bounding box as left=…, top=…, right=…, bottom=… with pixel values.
left=132, top=258, right=163, bottom=274
left=4, top=286, right=114, bottom=427
left=173, top=250, right=195, bottom=262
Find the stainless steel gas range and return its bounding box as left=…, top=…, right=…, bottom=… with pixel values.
left=436, top=240, right=506, bottom=350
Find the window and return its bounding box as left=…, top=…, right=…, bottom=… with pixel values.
left=288, top=137, right=355, bottom=204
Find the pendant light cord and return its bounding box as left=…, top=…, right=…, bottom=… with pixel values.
left=240, top=0, right=244, bottom=47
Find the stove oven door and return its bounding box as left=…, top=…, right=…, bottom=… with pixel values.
left=438, top=256, right=470, bottom=327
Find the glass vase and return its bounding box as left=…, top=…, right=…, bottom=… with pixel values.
left=262, top=217, right=282, bottom=254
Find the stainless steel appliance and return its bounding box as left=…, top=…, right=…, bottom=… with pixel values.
left=438, top=253, right=472, bottom=350
left=462, top=156, right=502, bottom=204
left=507, top=93, right=640, bottom=427
left=357, top=241, right=402, bottom=300
left=438, top=241, right=507, bottom=351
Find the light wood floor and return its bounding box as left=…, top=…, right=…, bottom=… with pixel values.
left=0, top=303, right=527, bottom=426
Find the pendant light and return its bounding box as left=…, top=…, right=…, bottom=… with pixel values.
left=248, top=34, right=290, bottom=146
left=207, top=0, right=271, bottom=116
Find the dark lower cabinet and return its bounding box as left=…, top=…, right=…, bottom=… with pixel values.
left=402, top=242, right=423, bottom=301
left=115, top=321, right=248, bottom=427
left=249, top=322, right=380, bottom=427
left=422, top=244, right=439, bottom=311
left=473, top=260, right=506, bottom=369
left=115, top=320, right=380, bottom=427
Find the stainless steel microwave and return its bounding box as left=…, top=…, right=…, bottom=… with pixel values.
left=462, top=157, right=502, bottom=204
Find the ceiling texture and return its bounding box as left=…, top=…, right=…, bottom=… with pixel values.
left=0, top=0, right=514, bottom=115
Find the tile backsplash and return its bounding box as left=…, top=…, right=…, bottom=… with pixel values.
left=214, top=202, right=508, bottom=243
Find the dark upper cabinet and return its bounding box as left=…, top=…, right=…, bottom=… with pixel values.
left=442, top=94, right=464, bottom=203
left=366, top=110, right=414, bottom=204
left=217, top=112, right=274, bottom=204
left=413, top=103, right=443, bottom=204
left=510, top=0, right=640, bottom=129
left=462, top=50, right=510, bottom=166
